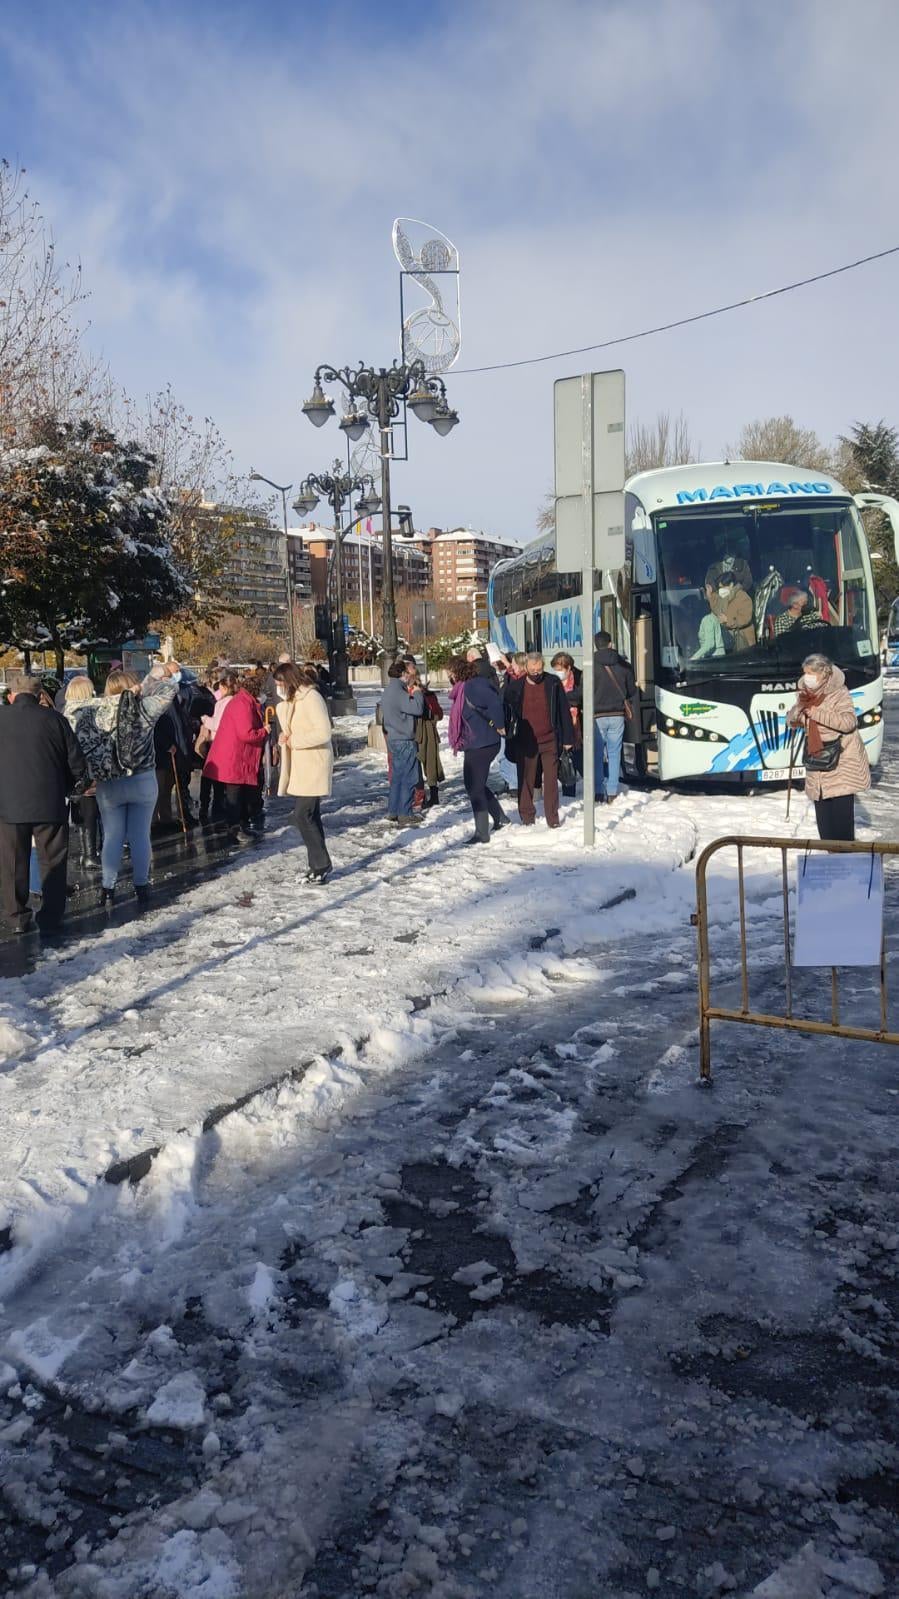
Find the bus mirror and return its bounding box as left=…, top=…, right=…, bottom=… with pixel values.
left=855, top=492, right=899, bottom=566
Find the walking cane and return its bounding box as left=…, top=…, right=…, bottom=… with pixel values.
left=170, top=749, right=189, bottom=836
left=786, top=724, right=799, bottom=820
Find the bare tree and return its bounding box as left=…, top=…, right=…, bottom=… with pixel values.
left=536, top=409, right=699, bottom=531
left=724, top=416, right=832, bottom=471
left=0, top=160, right=89, bottom=440
left=119, top=386, right=268, bottom=626
left=626, top=411, right=700, bottom=477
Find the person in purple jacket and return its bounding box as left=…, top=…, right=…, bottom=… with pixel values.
left=448, top=658, right=509, bottom=845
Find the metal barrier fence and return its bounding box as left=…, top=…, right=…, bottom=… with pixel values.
left=692, top=835, right=899, bottom=1080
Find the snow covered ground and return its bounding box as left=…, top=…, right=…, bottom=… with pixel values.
left=1, top=688, right=897, bottom=1596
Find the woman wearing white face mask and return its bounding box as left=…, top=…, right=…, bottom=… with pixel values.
left=274, top=663, right=334, bottom=882
left=709, top=573, right=756, bottom=651
left=550, top=652, right=583, bottom=796
left=787, top=653, right=870, bottom=840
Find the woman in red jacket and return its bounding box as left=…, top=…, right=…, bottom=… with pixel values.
left=202, top=671, right=268, bottom=842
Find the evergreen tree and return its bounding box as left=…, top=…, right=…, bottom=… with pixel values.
left=0, top=417, right=190, bottom=674
left=842, top=420, right=899, bottom=624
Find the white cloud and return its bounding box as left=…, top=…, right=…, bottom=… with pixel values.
left=5, top=0, right=899, bottom=537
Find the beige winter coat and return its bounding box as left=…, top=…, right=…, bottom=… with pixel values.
left=788, top=664, right=871, bottom=802
left=276, top=688, right=334, bottom=798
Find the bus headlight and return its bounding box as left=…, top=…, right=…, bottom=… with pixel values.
left=858, top=709, right=882, bottom=726
left=662, top=715, right=728, bottom=744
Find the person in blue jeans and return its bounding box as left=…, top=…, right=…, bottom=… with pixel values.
left=381, top=661, right=424, bottom=827
left=96, top=770, right=159, bottom=895
left=593, top=631, right=637, bottom=803
left=66, top=660, right=181, bottom=904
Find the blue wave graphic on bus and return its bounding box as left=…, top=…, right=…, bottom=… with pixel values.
left=708, top=729, right=760, bottom=774
left=707, top=688, right=872, bottom=775
left=487, top=575, right=517, bottom=652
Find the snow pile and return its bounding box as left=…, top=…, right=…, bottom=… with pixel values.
left=145, top=1372, right=207, bottom=1430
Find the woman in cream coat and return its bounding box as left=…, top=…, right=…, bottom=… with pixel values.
left=274, top=663, right=335, bottom=882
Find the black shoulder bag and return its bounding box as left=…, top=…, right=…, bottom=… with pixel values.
left=465, top=690, right=505, bottom=739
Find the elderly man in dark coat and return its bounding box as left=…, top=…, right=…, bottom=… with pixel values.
left=0, top=676, right=87, bottom=934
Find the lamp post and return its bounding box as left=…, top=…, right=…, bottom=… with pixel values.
left=293, top=461, right=380, bottom=715
left=302, top=360, right=458, bottom=681
left=249, top=471, right=296, bottom=661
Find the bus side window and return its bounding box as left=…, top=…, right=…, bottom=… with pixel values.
left=600, top=596, right=618, bottom=649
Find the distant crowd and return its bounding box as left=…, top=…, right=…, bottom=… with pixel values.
left=0, top=633, right=870, bottom=938
left=379, top=634, right=636, bottom=844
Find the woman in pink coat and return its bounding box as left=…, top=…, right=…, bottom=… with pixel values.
left=203, top=671, right=268, bottom=842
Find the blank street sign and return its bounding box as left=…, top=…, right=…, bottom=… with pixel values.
left=554, top=369, right=625, bottom=573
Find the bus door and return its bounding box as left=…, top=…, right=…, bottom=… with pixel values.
left=526, top=609, right=542, bottom=653
left=600, top=596, right=618, bottom=650
left=631, top=589, right=656, bottom=774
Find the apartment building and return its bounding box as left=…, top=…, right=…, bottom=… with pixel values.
left=295, top=526, right=430, bottom=605
left=417, top=527, right=522, bottom=604
left=189, top=500, right=314, bottom=636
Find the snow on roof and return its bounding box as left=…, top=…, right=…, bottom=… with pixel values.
left=291, top=525, right=428, bottom=553
left=429, top=527, right=522, bottom=547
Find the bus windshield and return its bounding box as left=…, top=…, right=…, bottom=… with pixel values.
left=655, top=501, right=877, bottom=678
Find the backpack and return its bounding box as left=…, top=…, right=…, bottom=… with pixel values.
left=115, top=691, right=147, bottom=774
left=74, top=705, right=122, bottom=783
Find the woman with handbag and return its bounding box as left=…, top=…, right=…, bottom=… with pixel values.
left=274, top=662, right=334, bottom=882
left=448, top=657, right=509, bottom=845
left=787, top=653, right=870, bottom=840
left=415, top=677, right=446, bottom=809
left=551, top=652, right=583, bottom=796
left=202, top=671, right=268, bottom=844
left=197, top=670, right=234, bottom=825
left=65, top=661, right=182, bottom=905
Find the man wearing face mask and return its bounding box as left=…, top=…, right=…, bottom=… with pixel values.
left=503, top=651, right=574, bottom=828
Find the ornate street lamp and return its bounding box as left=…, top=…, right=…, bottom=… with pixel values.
left=301, top=381, right=335, bottom=428
left=293, top=458, right=380, bottom=714
left=338, top=407, right=369, bottom=443
left=301, top=359, right=458, bottom=677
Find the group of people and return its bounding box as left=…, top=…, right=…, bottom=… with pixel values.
left=0, top=627, right=874, bottom=936
left=689, top=554, right=833, bottom=662
left=379, top=632, right=637, bottom=845
left=0, top=651, right=339, bottom=935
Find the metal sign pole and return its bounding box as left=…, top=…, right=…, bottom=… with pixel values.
left=554, top=368, right=625, bottom=850
left=581, top=374, right=596, bottom=849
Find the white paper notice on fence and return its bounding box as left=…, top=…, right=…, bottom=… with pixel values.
left=793, top=854, right=884, bottom=967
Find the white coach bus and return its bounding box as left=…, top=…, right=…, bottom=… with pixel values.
left=489, top=462, right=899, bottom=784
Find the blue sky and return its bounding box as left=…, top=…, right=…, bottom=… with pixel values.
left=1, top=0, right=898, bottom=538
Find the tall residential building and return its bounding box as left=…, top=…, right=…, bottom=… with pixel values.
left=293, top=526, right=430, bottom=607
left=414, top=527, right=522, bottom=604
left=192, top=500, right=312, bottom=636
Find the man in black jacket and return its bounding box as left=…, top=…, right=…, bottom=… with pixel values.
left=503, top=651, right=574, bottom=827
left=593, top=631, right=637, bottom=803
left=0, top=677, right=87, bottom=933
left=466, top=646, right=501, bottom=690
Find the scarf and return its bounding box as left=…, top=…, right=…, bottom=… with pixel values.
left=447, top=679, right=467, bottom=754
left=561, top=669, right=579, bottom=725
left=797, top=685, right=826, bottom=755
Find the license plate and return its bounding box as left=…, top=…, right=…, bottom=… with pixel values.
left=760, top=767, right=804, bottom=782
